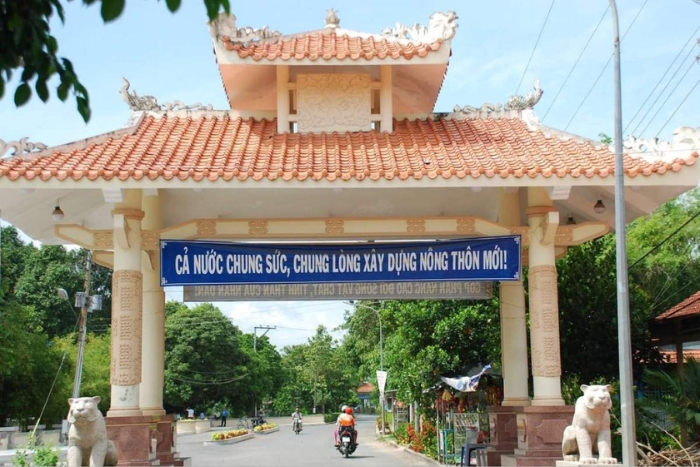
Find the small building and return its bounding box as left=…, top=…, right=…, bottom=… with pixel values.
left=356, top=382, right=375, bottom=409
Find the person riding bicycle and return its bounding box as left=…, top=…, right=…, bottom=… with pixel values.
left=334, top=406, right=358, bottom=447
left=291, top=407, right=303, bottom=432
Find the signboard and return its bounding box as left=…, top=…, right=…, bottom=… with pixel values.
left=376, top=370, right=388, bottom=394
left=161, top=236, right=521, bottom=287
left=183, top=281, right=492, bottom=302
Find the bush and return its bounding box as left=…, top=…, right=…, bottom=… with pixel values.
left=324, top=412, right=341, bottom=423
left=253, top=423, right=276, bottom=432
left=211, top=429, right=248, bottom=440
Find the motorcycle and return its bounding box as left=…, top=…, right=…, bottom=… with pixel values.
left=292, top=419, right=302, bottom=434
left=336, top=426, right=357, bottom=458
left=251, top=414, right=266, bottom=428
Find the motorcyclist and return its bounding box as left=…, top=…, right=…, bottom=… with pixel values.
left=334, top=406, right=358, bottom=447
left=291, top=407, right=303, bottom=432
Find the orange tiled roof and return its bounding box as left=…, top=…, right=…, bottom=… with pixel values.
left=0, top=114, right=696, bottom=183
left=221, top=30, right=444, bottom=61
left=357, top=383, right=375, bottom=394
left=656, top=290, right=700, bottom=321
left=660, top=349, right=700, bottom=363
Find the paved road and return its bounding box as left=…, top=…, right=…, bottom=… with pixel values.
left=177, top=415, right=436, bottom=467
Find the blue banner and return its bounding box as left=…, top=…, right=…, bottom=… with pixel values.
left=160, top=236, right=521, bottom=287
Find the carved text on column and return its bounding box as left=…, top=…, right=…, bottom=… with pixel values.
left=111, top=270, right=143, bottom=386
left=529, top=265, right=561, bottom=377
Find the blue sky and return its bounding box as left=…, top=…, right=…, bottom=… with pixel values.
left=1, top=0, right=699, bottom=348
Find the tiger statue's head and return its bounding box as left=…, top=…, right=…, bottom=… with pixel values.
left=67, top=396, right=103, bottom=425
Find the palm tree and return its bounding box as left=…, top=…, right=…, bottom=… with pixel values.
left=640, top=358, right=700, bottom=447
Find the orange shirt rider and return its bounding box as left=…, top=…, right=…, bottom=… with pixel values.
left=335, top=407, right=357, bottom=446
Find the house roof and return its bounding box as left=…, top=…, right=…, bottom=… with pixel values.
left=356, top=382, right=374, bottom=394
left=660, top=348, right=700, bottom=363
left=656, top=290, right=700, bottom=321
left=221, top=29, right=446, bottom=62
left=1, top=111, right=696, bottom=184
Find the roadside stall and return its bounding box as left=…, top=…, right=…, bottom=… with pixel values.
left=434, top=365, right=501, bottom=465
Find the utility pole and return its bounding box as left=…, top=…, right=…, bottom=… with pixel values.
left=610, top=1, right=636, bottom=465
left=253, top=325, right=275, bottom=417
left=253, top=325, right=276, bottom=352
left=72, top=251, right=93, bottom=399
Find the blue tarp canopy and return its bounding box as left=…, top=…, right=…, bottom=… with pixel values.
left=438, top=364, right=492, bottom=392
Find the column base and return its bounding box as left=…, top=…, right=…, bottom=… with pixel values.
left=487, top=406, right=521, bottom=466
left=105, top=415, right=178, bottom=466
left=531, top=397, right=565, bottom=406
left=501, top=397, right=531, bottom=407
left=513, top=405, right=574, bottom=466
left=107, top=408, right=143, bottom=417
left=141, top=407, right=167, bottom=416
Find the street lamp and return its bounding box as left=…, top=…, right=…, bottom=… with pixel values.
left=347, top=301, right=385, bottom=436
left=610, top=1, right=636, bottom=465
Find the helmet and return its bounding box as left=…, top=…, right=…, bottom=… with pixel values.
left=341, top=405, right=348, bottom=413
left=345, top=407, right=353, bottom=415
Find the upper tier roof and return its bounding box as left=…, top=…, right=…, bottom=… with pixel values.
left=209, top=9, right=457, bottom=64
left=220, top=29, right=446, bottom=62
left=0, top=111, right=696, bottom=184
left=209, top=10, right=456, bottom=111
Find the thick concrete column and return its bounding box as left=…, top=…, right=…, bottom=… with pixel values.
left=140, top=191, right=165, bottom=416
left=277, top=65, right=290, bottom=133
left=526, top=187, right=564, bottom=406
left=108, top=189, right=144, bottom=417
left=380, top=65, right=393, bottom=133
left=498, top=188, right=530, bottom=406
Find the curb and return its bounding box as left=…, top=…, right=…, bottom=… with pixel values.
left=379, top=438, right=441, bottom=466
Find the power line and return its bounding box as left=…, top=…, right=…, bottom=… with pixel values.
left=634, top=42, right=699, bottom=136
left=564, top=0, right=649, bottom=131
left=629, top=207, right=700, bottom=270
left=654, top=73, right=700, bottom=138
left=638, top=57, right=698, bottom=136
left=542, top=5, right=609, bottom=121
left=625, top=26, right=700, bottom=134
left=515, top=0, right=557, bottom=96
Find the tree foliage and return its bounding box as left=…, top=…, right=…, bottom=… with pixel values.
left=0, top=0, right=231, bottom=121
left=272, top=326, right=360, bottom=415
left=163, top=302, right=250, bottom=415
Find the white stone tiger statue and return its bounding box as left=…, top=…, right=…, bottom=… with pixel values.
left=67, top=396, right=118, bottom=467
left=562, top=384, right=618, bottom=465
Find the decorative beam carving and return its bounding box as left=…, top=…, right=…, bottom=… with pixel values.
left=53, top=217, right=609, bottom=254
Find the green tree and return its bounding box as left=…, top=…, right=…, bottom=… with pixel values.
left=0, top=0, right=231, bottom=122
left=239, top=333, right=284, bottom=416
left=53, top=332, right=111, bottom=409
left=0, top=302, right=71, bottom=428
left=0, top=225, right=35, bottom=300
left=14, top=245, right=84, bottom=337
left=164, top=301, right=250, bottom=415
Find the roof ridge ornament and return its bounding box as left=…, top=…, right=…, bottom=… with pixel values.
left=382, top=11, right=458, bottom=42
left=120, top=78, right=213, bottom=112
left=325, top=9, right=340, bottom=28
left=208, top=12, right=282, bottom=45
left=452, top=80, right=543, bottom=119
left=0, top=138, right=48, bottom=159
left=623, top=126, right=700, bottom=163
left=504, top=80, right=543, bottom=111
